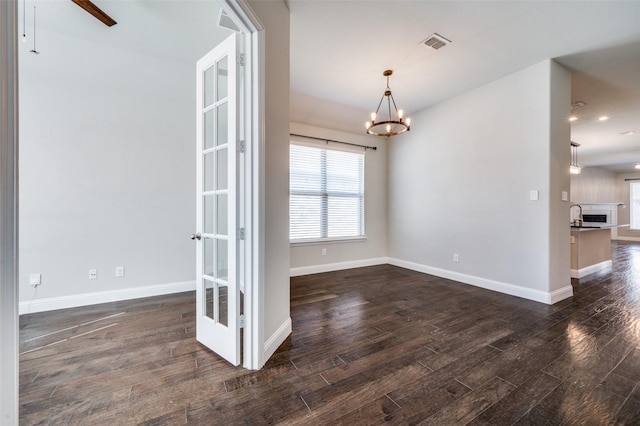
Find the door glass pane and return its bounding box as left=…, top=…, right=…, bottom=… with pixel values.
left=203, top=238, right=214, bottom=277
left=204, top=195, right=213, bottom=234
left=216, top=194, right=228, bottom=235
left=218, top=284, right=228, bottom=326
left=204, top=278, right=214, bottom=319
left=216, top=148, right=228, bottom=190
left=204, top=109, right=214, bottom=150
left=216, top=239, right=228, bottom=281
left=216, top=103, right=228, bottom=146
left=217, top=57, right=228, bottom=101
left=204, top=152, right=214, bottom=191
left=204, top=66, right=214, bottom=107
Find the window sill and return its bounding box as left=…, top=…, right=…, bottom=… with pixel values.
left=290, top=236, right=367, bottom=247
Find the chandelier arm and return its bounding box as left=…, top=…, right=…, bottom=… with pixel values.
left=389, top=93, right=400, bottom=118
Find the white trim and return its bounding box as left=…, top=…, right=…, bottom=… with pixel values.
left=1, top=0, right=19, bottom=422
left=219, top=0, right=265, bottom=371
left=388, top=258, right=573, bottom=305
left=548, top=285, right=575, bottom=304
left=263, top=317, right=291, bottom=362
left=570, top=260, right=612, bottom=279
left=290, top=257, right=389, bottom=277
left=614, top=236, right=640, bottom=242
left=19, top=281, right=196, bottom=315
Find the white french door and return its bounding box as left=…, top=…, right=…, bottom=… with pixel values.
left=194, top=33, right=241, bottom=366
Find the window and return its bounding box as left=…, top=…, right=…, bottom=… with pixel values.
left=631, top=182, right=640, bottom=230
left=290, top=143, right=365, bottom=242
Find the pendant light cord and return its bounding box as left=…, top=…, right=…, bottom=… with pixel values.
left=30, top=2, right=39, bottom=54
left=22, top=0, right=26, bottom=40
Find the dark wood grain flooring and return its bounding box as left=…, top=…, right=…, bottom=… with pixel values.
left=19, top=241, right=640, bottom=425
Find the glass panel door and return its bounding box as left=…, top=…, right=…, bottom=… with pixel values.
left=195, top=34, right=239, bottom=365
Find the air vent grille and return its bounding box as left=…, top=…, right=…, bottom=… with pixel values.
left=571, top=100, right=587, bottom=109
left=422, top=33, right=451, bottom=50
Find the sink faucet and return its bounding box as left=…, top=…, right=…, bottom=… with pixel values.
left=570, top=204, right=583, bottom=226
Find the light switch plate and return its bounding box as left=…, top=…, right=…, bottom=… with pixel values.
left=561, top=191, right=568, bottom=201
left=530, top=190, right=539, bottom=201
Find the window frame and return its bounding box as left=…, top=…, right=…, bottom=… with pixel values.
left=630, top=181, right=640, bottom=230
left=289, top=141, right=366, bottom=244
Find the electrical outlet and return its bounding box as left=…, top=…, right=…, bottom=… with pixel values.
left=89, top=269, right=97, bottom=280
left=321, top=248, right=327, bottom=256
left=453, top=253, right=459, bottom=263
left=115, top=266, right=125, bottom=277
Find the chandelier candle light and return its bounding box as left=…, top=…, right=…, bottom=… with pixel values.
left=366, top=70, right=411, bottom=137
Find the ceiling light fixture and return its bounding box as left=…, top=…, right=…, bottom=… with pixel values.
left=598, top=116, right=609, bottom=121
left=366, top=70, right=411, bottom=137
left=569, top=116, right=578, bottom=122
left=635, top=164, right=640, bottom=170
left=570, top=141, right=581, bottom=175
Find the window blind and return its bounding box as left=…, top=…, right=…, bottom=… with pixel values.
left=290, top=143, right=365, bottom=242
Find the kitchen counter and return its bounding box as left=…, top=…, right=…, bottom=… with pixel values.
left=569, top=226, right=626, bottom=278
left=570, top=224, right=629, bottom=232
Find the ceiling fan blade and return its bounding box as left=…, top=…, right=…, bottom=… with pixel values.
left=71, top=0, right=117, bottom=27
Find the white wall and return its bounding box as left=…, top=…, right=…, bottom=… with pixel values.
left=249, top=0, right=291, bottom=362
left=18, top=26, right=212, bottom=312
left=388, top=60, right=572, bottom=303
left=289, top=121, right=388, bottom=275
left=548, top=60, right=572, bottom=294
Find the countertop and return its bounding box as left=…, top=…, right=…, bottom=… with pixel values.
left=570, top=224, right=630, bottom=232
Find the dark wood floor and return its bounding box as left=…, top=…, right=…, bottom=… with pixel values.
left=19, top=242, right=640, bottom=425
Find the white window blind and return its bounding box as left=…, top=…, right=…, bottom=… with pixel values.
left=290, top=143, right=365, bottom=242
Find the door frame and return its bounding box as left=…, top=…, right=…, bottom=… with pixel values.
left=219, top=0, right=265, bottom=370
left=0, top=0, right=19, bottom=423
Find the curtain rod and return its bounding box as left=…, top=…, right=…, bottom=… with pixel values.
left=625, top=178, right=640, bottom=181
left=290, top=133, right=377, bottom=151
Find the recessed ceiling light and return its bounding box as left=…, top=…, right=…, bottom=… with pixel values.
left=635, top=163, right=640, bottom=170
left=569, top=116, right=578, bottom=122
left=621, top=131, right=636, bottom=136
left=599, top=116, right=609, bottom=121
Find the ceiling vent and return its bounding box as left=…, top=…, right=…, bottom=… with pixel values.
left=218, top=9, right=240, bottom=32
left=571, top=100, right=587, bottom=109
left=422, top=33, right=451, bottom=50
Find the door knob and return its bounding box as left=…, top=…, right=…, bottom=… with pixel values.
left=190, top=233, right=202, bottom=241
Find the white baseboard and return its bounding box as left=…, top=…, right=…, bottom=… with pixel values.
left=290, top=257, right=389, bottom=277
left=615, top=236, right=640, bottom=242
left=571, top=260, right=612, bottom=279
left=388, top=258, right=573, bottom=305
left=19, top=281, right=196, bottom=315
left=263, top=316, right=292, bottom=363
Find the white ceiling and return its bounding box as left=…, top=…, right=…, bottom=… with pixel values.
left=22, top=0, right=640, bottom=173
left=289, top=0, right=640, bottom=172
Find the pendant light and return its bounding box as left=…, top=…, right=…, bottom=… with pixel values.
left=365, top=70, right=411, bottom=137
left=570, top=141, right=581, bottom=175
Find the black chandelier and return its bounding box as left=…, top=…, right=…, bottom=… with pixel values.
left=366, top=70, right=411, bottom=137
